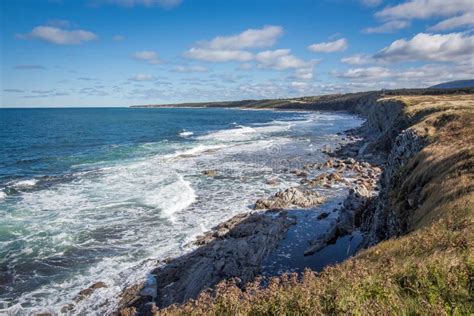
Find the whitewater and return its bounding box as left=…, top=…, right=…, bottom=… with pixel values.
left=0, top=107, right=363, bottom=314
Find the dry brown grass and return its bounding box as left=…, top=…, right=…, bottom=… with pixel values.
left=144, top=94, right=474, bottom=315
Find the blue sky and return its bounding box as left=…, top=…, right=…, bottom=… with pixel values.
left=1, top=0, right=473, bottom=107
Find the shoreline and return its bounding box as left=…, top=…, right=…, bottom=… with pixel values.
left=115, top=118, right=385, bottom=314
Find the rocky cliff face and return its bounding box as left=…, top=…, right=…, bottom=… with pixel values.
left=361, top=100, right=424, bottom=247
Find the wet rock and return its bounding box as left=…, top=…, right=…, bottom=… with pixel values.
left=304, top=225, right=341, bottom=256
left=75, top=281, right=108, bottom=302
left=317, top=212, right=330, bottom=220
left=266, top=178, right=279, bottom=185
left=255, top=187, right=326, bottom=210
left=290, top=169, right=308, bottom=177
left=119, top=211, right=296, bottom=310
left=345, top=157, right=356, bottom=165
left=202, top=170, right=217, bottom=177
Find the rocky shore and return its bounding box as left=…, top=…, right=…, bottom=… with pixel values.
left=114, top=120, right=387, bottom=314
left=117, top=92, right=473, bottom=315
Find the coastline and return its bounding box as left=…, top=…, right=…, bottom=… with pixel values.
left=80, top=90, right=472, bottom=314
left=115, top=113, right=385, bottom=314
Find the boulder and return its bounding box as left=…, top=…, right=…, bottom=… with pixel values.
left=255, top=187, right=326, bottom=210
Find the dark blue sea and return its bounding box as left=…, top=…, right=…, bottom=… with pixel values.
left=0, top=107, right=362, bottom=314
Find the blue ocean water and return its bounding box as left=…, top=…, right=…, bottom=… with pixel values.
left=0, top=107, right=363, bottom=314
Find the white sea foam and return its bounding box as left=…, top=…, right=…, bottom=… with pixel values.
left=12, top=179, right=38, bottom=189
left=142, top=174, right=196, bottom=216
left=179, top=130, right=194, bottom=137
left=197, top=122, right=293, bottom=142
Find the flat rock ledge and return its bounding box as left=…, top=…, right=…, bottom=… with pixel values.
left=118, top=210, right=296, bottom=314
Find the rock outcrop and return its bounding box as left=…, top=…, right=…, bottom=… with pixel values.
left=255, top=187, right=326, bottom=210
left=118, top=210, right=296, bottom=312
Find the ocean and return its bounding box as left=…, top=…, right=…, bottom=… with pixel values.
left=0, top=107, right=363, bottom=314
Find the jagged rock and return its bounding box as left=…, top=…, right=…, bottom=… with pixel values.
left=290, top=169, right=308, bottom=177
left=119, top=211, right=296, bottom=310
left=345, top=157, right=356, bottom=165
left=75, top=282, right=107, bottom=302
left=255, top=187, right=326, bottom=209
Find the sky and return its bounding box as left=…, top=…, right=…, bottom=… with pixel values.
left=1, top=0, right=473, bottom=107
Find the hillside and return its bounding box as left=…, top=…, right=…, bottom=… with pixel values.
left=123, top=93, right=474, bottom=315
left=430, top=80, right=474, bottom=89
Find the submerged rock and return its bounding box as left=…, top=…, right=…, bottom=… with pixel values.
left=255, top=187, right=326, bottom=210
left=266, top=178, right=279, bottom=185
left=202, top=170, right=217, bottom=177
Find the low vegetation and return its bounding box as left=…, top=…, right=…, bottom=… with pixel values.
left=147, top=94, right=474, bottom=315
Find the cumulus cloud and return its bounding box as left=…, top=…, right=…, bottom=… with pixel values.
left=128, top=74, right=156, bottom=81
left=363, top=20, right=410, bottom=33
left=308, top=38, right=348, bottom=53
left=184, top=25, right=283, bottom=62
left=132, top=50, right=160, bottom=64
left=183, top=48, right=253, bottom=62
left=255, top=49, right=316, bottom=80
left=428, top=13, right=474, bottom=31
left=374, top=0, right=474, bottom=31
left=255, top=49, right=307, bottom=70
left=200, top=25, right=283, bottom=50
left=374, top=32, right=474, bottom=63
left=17, top=26, right=97, bottom=45
left=375, top=0, right=472, bottom=21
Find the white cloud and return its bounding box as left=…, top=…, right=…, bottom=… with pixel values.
left=201, top=25, right=283, bottom=50
left=375, top=0, right=473, bottom=21
left=173, top=65, right=208, bottom=73
left=341, top=54, right=374, bottom=65
left=104, top=0, right=182, bottom=8
left=308, top=38, right=348, bottom=53
left=132, top=50, right=160, bottom=64
left=374, top=32, right=474, bottom=63
left=363, top=20, right=410, bottom=33
left=428, top=13, right=474, bottom=31
left=334, top=63, right=473, bottom=87
left=128, top=74, right=156, bottom=81
left=336, top=66, right=391, bottom=79
left=255, top=49, right=307, bottom=70
left=17, top=26, right=97, bottom=45
left=183, top=48, right=253, bottom=62
left=184, top=25, right=283, bottom=63
left=255, top=49, right=316, bottom=80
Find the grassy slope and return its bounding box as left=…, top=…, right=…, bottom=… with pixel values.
left=154, top=95, right=474, bottom=315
